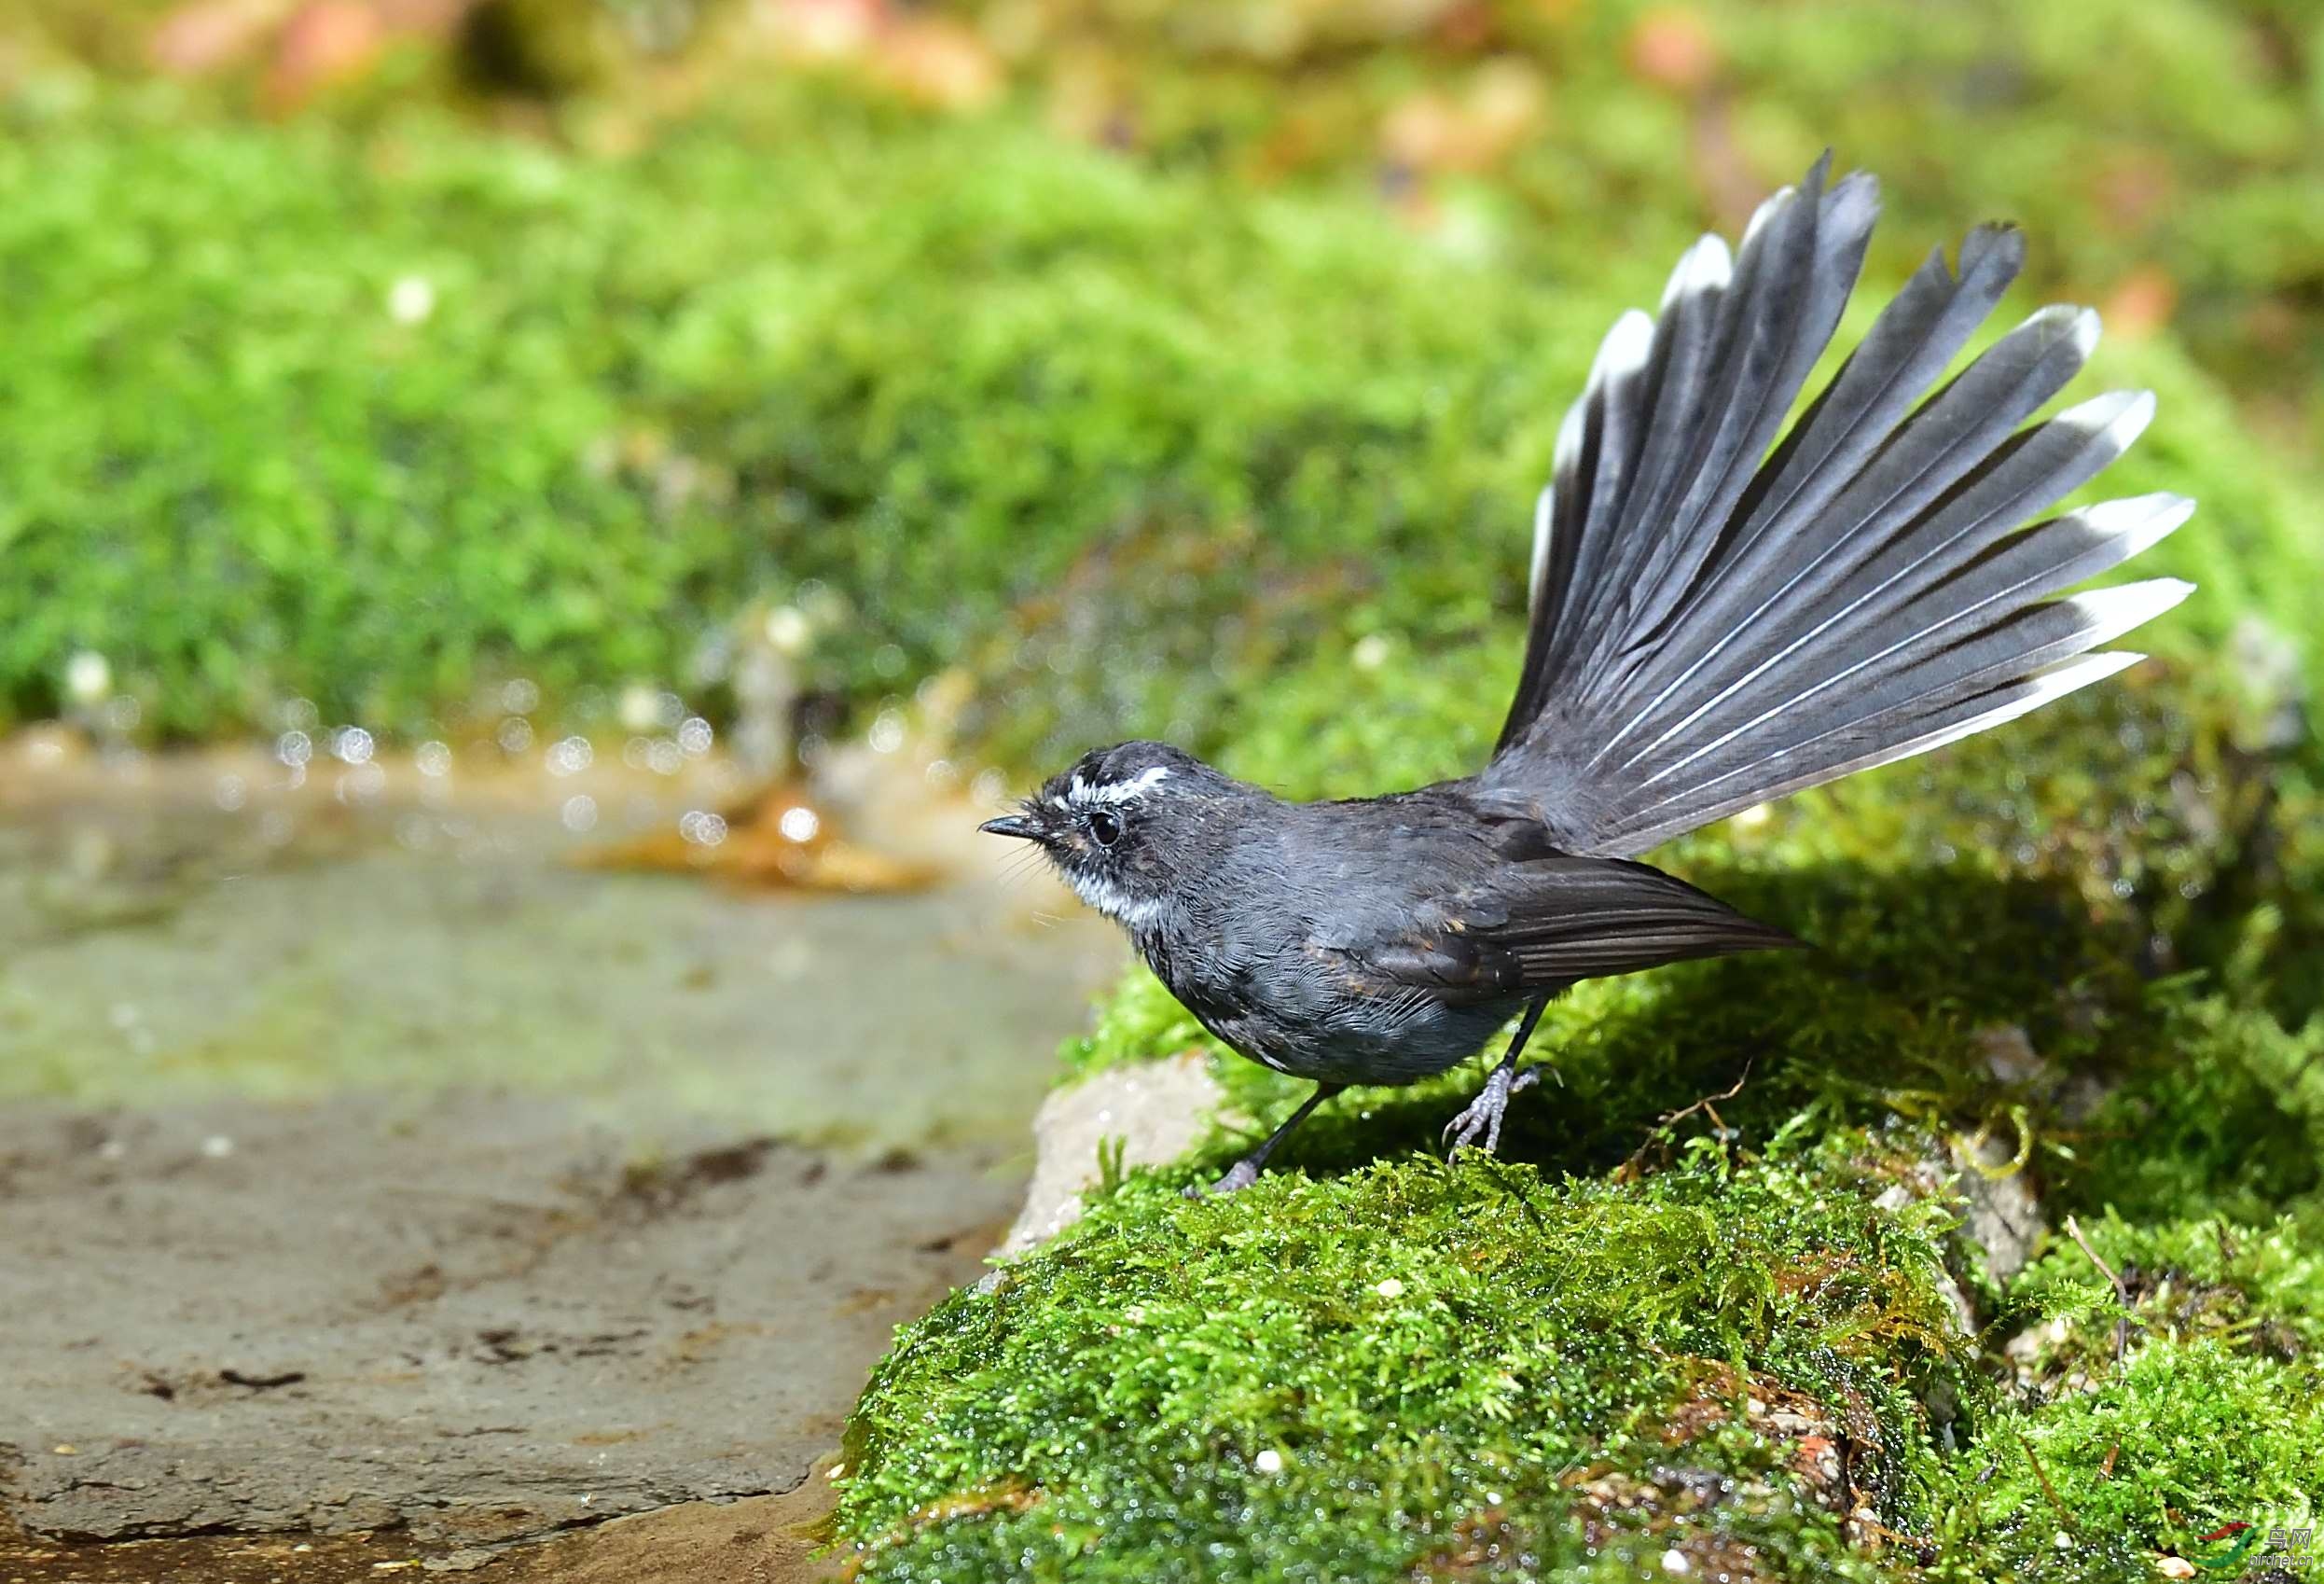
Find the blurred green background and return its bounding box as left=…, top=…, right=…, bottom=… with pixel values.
left=2, top=0, right=2318, bottom=778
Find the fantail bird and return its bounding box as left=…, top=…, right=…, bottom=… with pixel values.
left=982, top=156, right=2193, bottom=1194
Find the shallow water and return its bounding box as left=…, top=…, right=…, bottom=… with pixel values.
left=0, top=735, right=1125, bottom=1154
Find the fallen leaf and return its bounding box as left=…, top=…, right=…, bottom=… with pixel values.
left=1380, top=59, right=1545, bottom=174
left=151, top=0, right=292, bottom=75
left=767, top=0, right=885, bottom=61
left=875, top=17, right=1004, bottom=111
left=2103, top=265, right=2178, bottom=340
left=1627, top=6, right=1719, bottom=94
left=265, top=0, right=385, bottom=110
left=578, top=782, right=938, bottom=895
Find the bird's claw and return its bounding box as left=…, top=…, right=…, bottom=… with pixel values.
left=1442, top=1065, right=1538, bottom=1158
left=1187, top=1159, right=1263, bottom=1199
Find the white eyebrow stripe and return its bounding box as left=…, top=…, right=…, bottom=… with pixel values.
left=1060, top=765, right=1170, bottom=807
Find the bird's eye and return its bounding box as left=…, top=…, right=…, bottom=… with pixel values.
left=1087, top=810, right=1123, bottom=848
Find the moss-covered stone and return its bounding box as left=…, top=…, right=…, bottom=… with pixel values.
left=872, top=633, right=2324, bottom=1581
left=1967, top=1340, right=2324, bottom=1578
left=837, top=1143, right=1975, bottom=1582
left=839, top=1112, right=2324, bottom=1578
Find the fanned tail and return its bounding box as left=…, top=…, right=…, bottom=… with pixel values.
left=1484, top=157, right=2193, bottom=857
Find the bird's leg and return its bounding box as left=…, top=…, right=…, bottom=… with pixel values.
left=1195, top=1082, right=1344, bottom=1198
left=1443, top=996, right=1550, bottom=1158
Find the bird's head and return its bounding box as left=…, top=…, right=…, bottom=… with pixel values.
left=978, top=740, right=1240, bottom=933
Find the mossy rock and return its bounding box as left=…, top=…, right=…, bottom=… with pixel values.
left=837, top=1144, right=1978, bottom=1582
left=1970, top=1339, right=2324, bottom=1578
left=866, top=647, right=2324, bottom=1580
left=837, top=1113, right=2324, bottom=1580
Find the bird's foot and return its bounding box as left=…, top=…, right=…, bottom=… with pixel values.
left=1442, top=1064, right=1539, bottom=1158
left=1184, top=1157, right=1265, bottom=1199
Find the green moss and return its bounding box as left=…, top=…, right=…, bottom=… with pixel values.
left=1965, top=1341, right=2324, bottom=1575
left=838, top=1144, right=1972, bottom=1582
left=840, top=1104, right=2324, bottom=1581
left=0, top=82, right=1611, bottom=742
left=2054, top=993, right=2324, bottom=1229
left=4, top=78, right=2319, bottom=757
left=2010, top=1212, right=2324, bottom=1380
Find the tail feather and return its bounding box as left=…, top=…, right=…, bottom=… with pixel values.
left=1617, top=166, right=1878, bottom=654
left=1617, top=650, right=2150, bottom=839
left=1503, top=167, right=1877, bottom=751
left=1616, top=388, right=2161, bottom=770
left=1483, top=157, right=2193, bottom=858
left=1608, top=223, right=2027, bottom=702
left=1633, top=577, right=2193, bottom=807
left=1788, top=496, right=2193, bottom=723
left=1620, top=303, right=2101, bottom=728
left=1718, top=224, right=2025, bottom=577
left=1807, top=390, right=2162, bottom=656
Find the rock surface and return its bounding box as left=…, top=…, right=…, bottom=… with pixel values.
left=1871, top=1026, right=2051, bottom=1298
left=0, top=1483, right=843, bottom=1582
left=0, top=1094, right=1014, bottom=1546
left=994, top=1050, right=1224, bottom=1256
left=1948, top=1127, right=2045, bottom=1284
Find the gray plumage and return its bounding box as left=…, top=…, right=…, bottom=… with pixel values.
left=982, top=156, right=2193, bottom=1191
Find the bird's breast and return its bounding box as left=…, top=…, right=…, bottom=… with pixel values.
left=1141, top=919, right=1514, bottom=1087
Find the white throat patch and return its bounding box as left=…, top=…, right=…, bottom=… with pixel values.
left=1062, top=868, right=1165, bottom=932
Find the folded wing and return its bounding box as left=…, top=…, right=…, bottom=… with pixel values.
left=1346, top=852, right=1800, bottom=1005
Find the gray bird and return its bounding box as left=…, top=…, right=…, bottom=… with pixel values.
left=981, top=156, right=2193, bottom=1194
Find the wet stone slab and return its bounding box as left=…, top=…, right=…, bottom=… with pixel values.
left=0, top=743, right=1123, bottom=1550
left=0, top=1092, right=1014, bottom=1546
left=0, top=743, right=1124, bottom=1155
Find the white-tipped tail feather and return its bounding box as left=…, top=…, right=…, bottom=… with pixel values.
left=1487, top=157, right=2193, bottom=856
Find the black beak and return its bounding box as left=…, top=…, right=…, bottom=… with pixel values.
left=978, top=813, right=1044, bottom=842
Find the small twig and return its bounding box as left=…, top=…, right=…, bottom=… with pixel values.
left=2064, top=1213, right=2134, bottom=1364
left=1852, top=1514, right=1937, bottom=1553
left=2014, top=1432, right=2074, bottom=1529
left=1619, top=1061, right=1753, bottom=1177
left=1661, top=1060, right=1753, bottom=1129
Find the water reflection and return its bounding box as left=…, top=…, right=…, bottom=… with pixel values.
left=0, top=725, right=1123, bottom=1154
